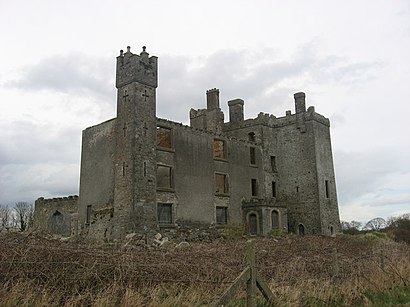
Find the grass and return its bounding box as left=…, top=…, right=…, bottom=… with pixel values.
left=0, top=231, right=408, bottom=306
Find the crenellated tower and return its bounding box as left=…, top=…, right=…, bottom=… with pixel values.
left=113, top=46, right=158, bottom=238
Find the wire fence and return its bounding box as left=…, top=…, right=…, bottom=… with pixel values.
left=1, top=232, right=409, bottom=298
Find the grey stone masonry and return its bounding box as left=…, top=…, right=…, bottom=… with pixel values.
left=34, top=45, right=341, bottom=241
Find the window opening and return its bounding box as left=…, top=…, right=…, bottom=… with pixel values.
left=250, top=147, right=256, bottom=165
left=157, top=203, right=172, bottom=224
left=216, top=207, right=228, bottom=224
left=251, top=179, right=258, bottom=197
left=157, top=165, right=173, bottom=189
left=215, top=173, right=229, bottom=194
left=248, top=132, right=255, bottom=142
left=325, top=180, right=330, bottom=198
left=157, top=126, right=172, bottom=148
left=213, top=139, right=226, bottom=159
left=272, top=181, right=276, bottom=198
left=270, top=156, right=276, bottom=172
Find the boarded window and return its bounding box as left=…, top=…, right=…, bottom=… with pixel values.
left=251, top=179, right=258, bottom=197
left=157, top=126, right=172, bottom=148
left=250, top=147, right=256, bottom=165
left=249, top=213, right=258, bottom=235
left=86, top=205, right=92, bottom=224
left=216, top=207, right=227, bottom=224
left=325, top=180, right=330, bottom=198
left=270, top=156, right=276, bottom=172
left=272, top=181, right=276, bottom=198
left=215, top=173, right=229, bottom=194
left=271, top=211, right=279, bottom=229
left=157, top=203, right=172, bottom=224
left=157, top=165, right=173, bottom=189
left=213, top=139, right=226, bottom=159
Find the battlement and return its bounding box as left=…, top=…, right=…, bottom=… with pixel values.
left=116, top=46, right=158, bottom=89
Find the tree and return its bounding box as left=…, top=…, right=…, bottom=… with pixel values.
left=14, top=202, right=34, bottom=231
left=365, top=217, right=386, bottom=231
left=341, top=220, right=362, bottom=234
left=0, top=204, right=11, bottom=229
left=386, top=213, right=410, bottom=243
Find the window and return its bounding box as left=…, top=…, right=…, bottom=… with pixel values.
left=270, top=156, right=276, bottom=172
left=272, top=181, right=276, bottom=198
left=250, top=147, right=256, bottom=165
left=216, top=207, right=227, bottom=224
left=325, top=180, right=330, bottom=198
left=213, top=139, right=226, bottom=159
left=251, top=179, right=258, bottom=197
left=157, top=203, right=172, bottom=224
left=157, top=126, right=172, bottom=148
left=157, top=165, right=173, bottom=190
left=86, top=205, right=92, bottom=224
left=248, top=132, right=255, bottom=142
left=215, top=173, right=229, bottom=194
left=271, top=211, right=279, bottom=229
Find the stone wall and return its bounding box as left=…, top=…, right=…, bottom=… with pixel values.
left=34, top=196, right=79, bottom=236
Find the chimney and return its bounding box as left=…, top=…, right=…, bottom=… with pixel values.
left=228, top=99, right=244, bottom=123
left=206, top=88, right=220, bottom=110
left=294, top=92, right=306, bottom=114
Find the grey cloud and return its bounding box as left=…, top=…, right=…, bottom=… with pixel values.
left=334, top=148, right=410, bottom=206
left=4, top=53, right=114, bottom=101
left=157, top=44, right=381, bottom=123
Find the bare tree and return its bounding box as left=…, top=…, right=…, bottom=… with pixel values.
left=0, top=204, right=11, bottom=229
left=14, top=202, right=34, bottom=231
left=365, top=217, right=386, bottom=231
left=341, top=220, right=362, bottom=234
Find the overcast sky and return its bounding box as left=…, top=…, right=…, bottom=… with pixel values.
left=0, top=0, right=409, bottom=223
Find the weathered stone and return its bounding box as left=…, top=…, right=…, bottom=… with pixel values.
left=34, top=45, right=341, bottom=241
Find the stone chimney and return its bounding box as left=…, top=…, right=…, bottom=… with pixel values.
left=228, top=99, right=244, bottom=123
left=294, top=92, right=306, bottom=114
left=206, top=88, right=220, bottom=110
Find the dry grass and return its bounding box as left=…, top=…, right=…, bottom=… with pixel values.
left=0, top=231, right=408, bottom=306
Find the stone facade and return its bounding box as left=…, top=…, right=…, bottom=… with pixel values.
left=34, top=46, right=341, bottom=240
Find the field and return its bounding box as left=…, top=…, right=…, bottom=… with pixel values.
left=0, top=231, right=409, bottom=306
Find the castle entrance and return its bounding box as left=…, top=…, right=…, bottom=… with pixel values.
left=248, top=213, right=258, bottom=235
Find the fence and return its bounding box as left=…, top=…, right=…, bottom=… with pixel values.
left=0, top=232, right=409, bottom=305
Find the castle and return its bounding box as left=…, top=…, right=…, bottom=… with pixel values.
left=34, top=46, right=341, bottom=240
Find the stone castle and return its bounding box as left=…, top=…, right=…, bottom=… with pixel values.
left=34, top=46, right=341, bottom=240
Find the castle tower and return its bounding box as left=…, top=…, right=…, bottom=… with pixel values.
left=113, top=46, right=158, bottom=238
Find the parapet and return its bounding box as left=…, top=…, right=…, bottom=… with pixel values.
left=116, top=46, right=158, bottom=88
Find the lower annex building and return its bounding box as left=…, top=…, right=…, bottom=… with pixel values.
left=34, top=46, right=341, bottom=240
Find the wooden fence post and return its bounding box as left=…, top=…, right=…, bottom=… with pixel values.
left=211, top=239, right=274, bottom=307
left=246, top=240, right=257, bottom=307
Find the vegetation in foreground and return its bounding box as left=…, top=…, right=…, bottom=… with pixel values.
left=0, top=231, right=409, bottom=306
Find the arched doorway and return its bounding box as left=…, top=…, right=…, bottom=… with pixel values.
left=298, top=224, right=305, bottom=236
left=248, top=213, right=258, bottom=235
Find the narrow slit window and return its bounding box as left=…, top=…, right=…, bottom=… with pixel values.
left=248, top=132, right=255, bottom=142
left=270, top=156, right=276, bottom=172
left=251, top=179, right=258, bottom=197
left=250, top=147, right=256, bottom=165
left=325, top=180, right=330, bottom=198
left=272, top=181, right=276, bottom=198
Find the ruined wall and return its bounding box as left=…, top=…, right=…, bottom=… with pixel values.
left=34, top=196, right=79, bottom=236
left=78, top=118, right=116, bottom=239
left=156, top=119, right=263, bottom=228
